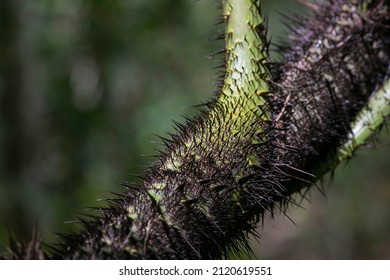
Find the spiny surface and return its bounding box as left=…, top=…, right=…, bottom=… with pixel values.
left=272, top=0, right=390, bottom=187
left=8, top=0, right=390, bottom=259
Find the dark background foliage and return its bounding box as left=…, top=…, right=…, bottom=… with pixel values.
left=0, top=0, right=389, bottom=259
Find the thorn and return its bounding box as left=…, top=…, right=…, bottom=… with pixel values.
left=297, top=0, right=320, bottom=11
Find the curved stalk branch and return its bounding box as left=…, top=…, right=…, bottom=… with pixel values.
left=337, top=77, right=390, bottom=164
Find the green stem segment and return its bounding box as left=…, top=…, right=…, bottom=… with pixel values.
left=177, top=0, right=270, bottom=169
left=337, top=77, right=390, bottom=163
left=219, top=0, right=270, bottom=128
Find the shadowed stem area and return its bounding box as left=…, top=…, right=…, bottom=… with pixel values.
left=271, top=0, right=390, bottom=198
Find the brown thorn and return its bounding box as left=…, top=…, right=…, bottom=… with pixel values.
left=275, top=92, right=292, bottom=122
left=297, top=0, right=320, bottom=11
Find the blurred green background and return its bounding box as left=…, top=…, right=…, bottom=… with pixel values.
left=0, top=0, right=389, bottom=259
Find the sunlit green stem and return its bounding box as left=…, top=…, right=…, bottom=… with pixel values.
left=218, top=0, right=270, bottom=129
left=337, top=77, right=390, bottom=164
left=178, top=0, right=270, bottom=161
